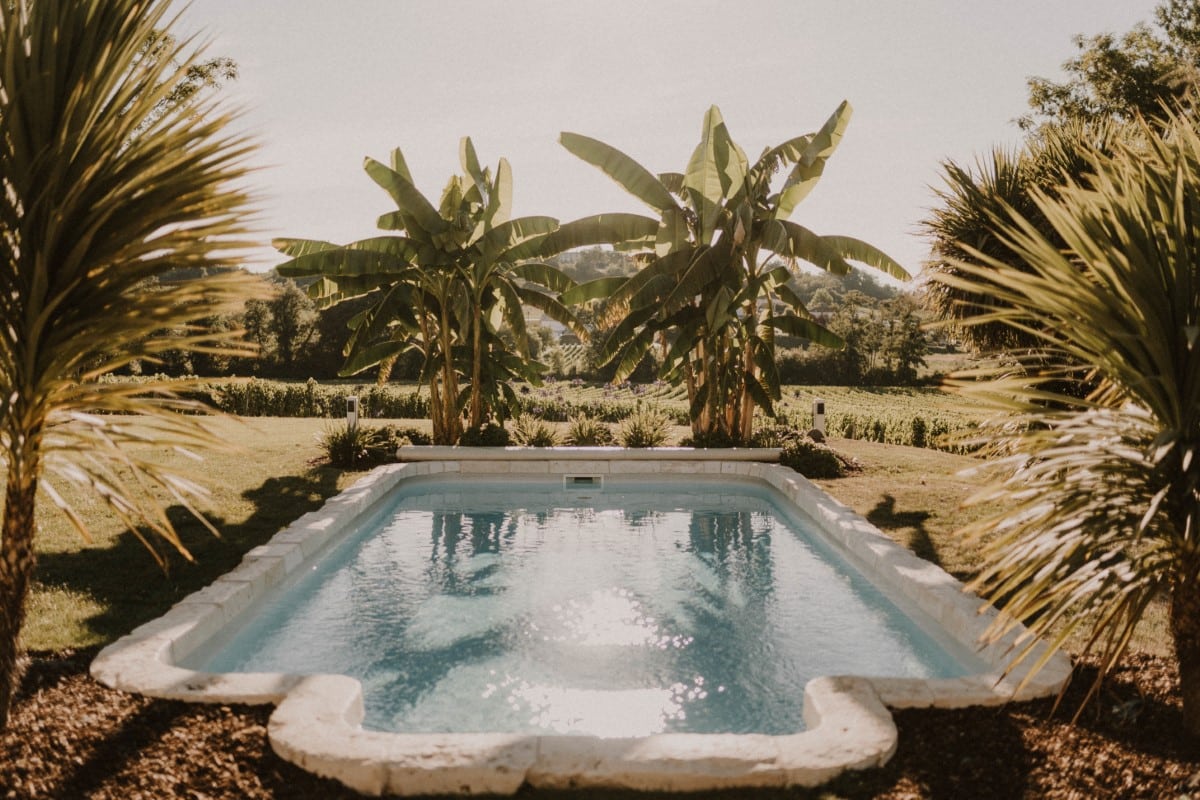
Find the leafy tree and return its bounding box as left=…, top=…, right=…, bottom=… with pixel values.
left=562, top=104, right=907, bottom=441
left=1022, top=0, right=1200, bottom=129
left=932, top=113, right=1200, bottom=733
left=267, top=278, right=319, bottom=373
left=276, top=139, right=584, bottom=442
left=0, top=0, right=259, bottom=726
left=878, top=295, right=927, bottom=383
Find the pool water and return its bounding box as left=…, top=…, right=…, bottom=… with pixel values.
left=188, top=477, right=980, bottom=737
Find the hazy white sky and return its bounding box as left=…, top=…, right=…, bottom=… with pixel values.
left=176, top=0, right=1159, bottom=280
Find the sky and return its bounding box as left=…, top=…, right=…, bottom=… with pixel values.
left=175, top=0, right=1161, bottom=282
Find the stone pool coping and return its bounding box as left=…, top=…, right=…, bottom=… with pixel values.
left=91, top=450, right=1072, bottom=796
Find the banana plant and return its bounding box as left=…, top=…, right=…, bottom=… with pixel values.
left=276, top=139, right=582, bottom=443
left=561, top=103, right=909, bottom=442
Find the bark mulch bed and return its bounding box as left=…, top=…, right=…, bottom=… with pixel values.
left=2, top=648, right=1199, bottom=799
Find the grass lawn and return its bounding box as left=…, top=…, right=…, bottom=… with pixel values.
left=24, top=416, right=1172, bottom=660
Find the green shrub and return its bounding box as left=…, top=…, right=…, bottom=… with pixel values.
left=390, top=425, right=432, bottom=447
left=748, top=425, right=794, bottom=448
left=458, top=421, right=511, bottom=447
left=563, top=414, right=615, bottom=446
left=618, top=406, right=670, bottom=448
left=510, top=415, right=560, bottom=447
left=910, top=415, right=928, bottom=449
left=319, top=422, right=400, bottom=470
left=780, top=437, right=847, bottom=479
left=679, top=430, right=741, bottom=448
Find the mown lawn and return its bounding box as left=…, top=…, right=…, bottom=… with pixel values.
left=23, top=415, right=1171, bottom=658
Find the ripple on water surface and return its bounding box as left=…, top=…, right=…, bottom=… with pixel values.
left=190, top=479, right=979, bottom=736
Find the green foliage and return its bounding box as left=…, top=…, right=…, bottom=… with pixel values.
left=319, top=422, right=403, bottom=469
left=516, top=381, right=690, bottom=424
left=0, top=0, right=260, bottom=725
left=510, top=415, right=560, bottom=447
left=921, top=119, right=1130, bottom=351
left=562, top=104, right=908, bottom=443
left=779, top=437, right=847, bottom=479
left=747, top=425, right=793, bottom=448
left=186, top=378, right=429, bottom=419
left=778, top=292, right=928, bottom=385
left=457, top=421, right=511, bottom=447
left=563, top=414, right=615, bottom=446
left=275, top=138, right=585, bottom=443
left=617, top=406, right=671, bottom=448
left=1022, top=1, right=1200, bottom=129
left=931, top=112, right=1200, bottom=728
left=391, top=426, right=432, bottom=446
left=679, top=430, right=742, bottom=448
left=776, top=388, right=977, bottom=452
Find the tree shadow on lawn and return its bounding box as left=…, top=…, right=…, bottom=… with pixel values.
left=866, top=493, right=941, bottom=569
left=32, top=464, right=346, bottom=643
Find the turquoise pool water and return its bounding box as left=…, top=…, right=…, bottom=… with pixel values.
left=187, top=476, right=980, bottom=737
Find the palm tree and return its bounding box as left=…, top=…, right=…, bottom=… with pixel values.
left=562, top=103, right=907, bottom=442
left=921, top=118, right=1129, bottom=351
left=932, top=113, right=1200, bottom=734
left=0, top=0, right=259, bottom=726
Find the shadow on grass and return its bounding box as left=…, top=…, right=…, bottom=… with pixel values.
left=32, top=465, right=345, bottom=643
left=866, top=493, right=941, bottom=568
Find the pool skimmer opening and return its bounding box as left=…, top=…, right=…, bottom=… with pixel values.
left=563, top=474, right=604, bottom=489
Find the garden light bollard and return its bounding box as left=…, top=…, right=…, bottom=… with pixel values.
left=813, top=397, right=826, bottom=436
left=346, top=395, right=359, bottom=432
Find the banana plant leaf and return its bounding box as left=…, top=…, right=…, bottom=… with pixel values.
left=364, top=157, right=449, bottom=236
left=338, top=337, right=408, bottom=377
left=560, top=131, right=679, bottom=213
left=510, top=261, right=577, bottom=293
left=505, top=213, right=658, bottom=261
left=517, top=284, right=585, bottom=336
left=559, top=276, right=627, bottom=306
left=477, top=215, right=560, bottom=262
left=822, top=235, right=911, bottom=280
left=767, top=313, right=844, bottom=348
left=776, top=101, right=852, bottom=219
left=684, top=106, right=738, bottom=241
left=761, top=219, right=853, bottom=275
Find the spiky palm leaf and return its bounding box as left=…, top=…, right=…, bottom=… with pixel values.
left=921, top=118, right=1130, bottom=351
left=0, top=0, right=260, bottom=726
left=934, top=113, right=1200, bottom=731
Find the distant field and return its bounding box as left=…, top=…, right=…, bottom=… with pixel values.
left=109, top=376, right=994, bottom=451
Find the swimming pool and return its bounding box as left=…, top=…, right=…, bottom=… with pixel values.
left=183, top=477, right=983, bottom=738
left=91, top=451, right=1072, bottom=796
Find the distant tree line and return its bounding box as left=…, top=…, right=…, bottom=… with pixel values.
left=134, top=256, right=927, bottom=387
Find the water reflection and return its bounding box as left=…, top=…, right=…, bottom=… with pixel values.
left=196, top=482, right=965, bottom=736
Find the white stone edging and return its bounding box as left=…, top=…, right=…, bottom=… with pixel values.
left=90, top=450, right=1071, bottom=796
left=396, top=445, right=782, bottom=461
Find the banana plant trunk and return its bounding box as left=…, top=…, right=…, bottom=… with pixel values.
left=469, top=309, right=484, bottom=429
left=438, top=307, right=461, bottom=444
left=1171, top=569, right=1200, bottom=737
left=0, top=448, right=40, bottom=728
left=738, top=344, right=757, bottom=443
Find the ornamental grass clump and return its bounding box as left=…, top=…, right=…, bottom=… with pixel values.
left=510, top=415, right=560, bottom=447
left=618, top=406, right=671, bottom=448
left=563, top=414, right=615, bottom=446
left=319, top=423, right=400, bottom=469
left=931, top=113, right=1200, bottom=733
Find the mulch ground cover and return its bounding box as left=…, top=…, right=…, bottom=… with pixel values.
left=2, top=649, right=1199, bottom=799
